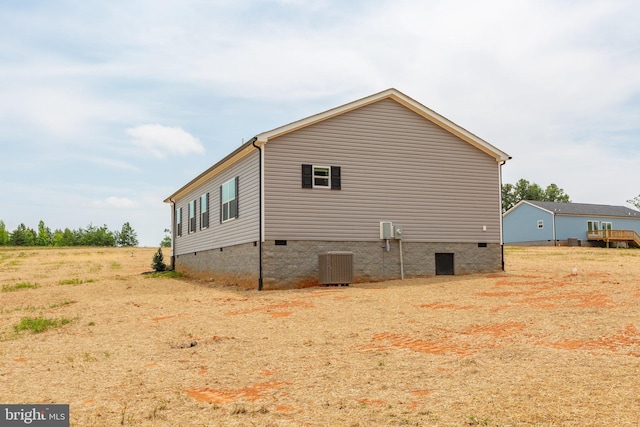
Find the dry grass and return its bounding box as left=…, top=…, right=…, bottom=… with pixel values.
left=1, top=245, right=640, bottom=426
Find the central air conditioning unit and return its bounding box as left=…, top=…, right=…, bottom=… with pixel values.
left=318, top=251, right=354, bottom=286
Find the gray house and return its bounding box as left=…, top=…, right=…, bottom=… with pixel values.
left=164, top=88, right=511, bottom=289
left=503, top=200, right=640, bottom=247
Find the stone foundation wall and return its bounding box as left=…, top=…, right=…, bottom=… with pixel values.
left=174, top=240, right=503, bottom=290
left=174, top=242, right=259, bottom=288
left=261, top=240, right=503, bottom=289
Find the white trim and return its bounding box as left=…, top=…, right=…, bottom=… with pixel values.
left=256, top=88, right=511, bottom=162
left=200, top=193, right=209, bottom=229
left=188, top=200, right=196, bottom=233
left=259, top=143, right=265, bottom=242
left=221, top=177, right=238, bottom=223
left=312, top=165, right=331, bottom=189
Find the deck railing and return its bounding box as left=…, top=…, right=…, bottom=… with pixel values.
left=587, top=230, right=640, bottom=244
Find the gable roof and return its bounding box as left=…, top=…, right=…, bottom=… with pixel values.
left=508, top=200, right=640, bottom=218
left=165, top=88, right=510, bottom=203
left=256, top=88, right=511, bottom=162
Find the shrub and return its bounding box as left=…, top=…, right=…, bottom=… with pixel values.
left=151, top=247, right=167, bottom=272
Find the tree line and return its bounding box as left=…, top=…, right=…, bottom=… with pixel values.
left=0, top=220, right=138, bottom=247
left=502, top=179, right=570, bottom=212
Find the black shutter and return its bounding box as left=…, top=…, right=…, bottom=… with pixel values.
left=219, top=185, right=223, bottom=223
left=205, top=193, right=209, bottom=227
left=235, top=176, right=239, bottom=218
left=331, top=166, right=341, bottom=190
left=302, top=164, right=312, bottom=188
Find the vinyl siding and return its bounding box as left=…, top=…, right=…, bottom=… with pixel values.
left=173, top=151, right=259, bottom=255
left=555, top=216, right=640, bottom=241
left=503, top=204, right=554, bottom=243
left=263, top=98, right=502, bottom=243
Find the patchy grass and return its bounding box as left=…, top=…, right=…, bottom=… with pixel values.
left=144, top=271, right=184, bottom=279
left=2, top=282, right=39, bottom=292
left=1, top=246, right=640, bottom=426
left=13, top=316, right=73, bottom=334
left=58, top=277, right=94, bottom=285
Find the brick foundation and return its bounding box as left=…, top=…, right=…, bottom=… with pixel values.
left=175, top=240, right=503, bottom=290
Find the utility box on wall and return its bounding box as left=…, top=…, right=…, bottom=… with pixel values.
left=318, top=251, right=354, bottom=285
left=380, top=221, right=394, bottom=239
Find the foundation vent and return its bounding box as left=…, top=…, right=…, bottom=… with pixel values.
left=318, top=252, right=353, bottom=286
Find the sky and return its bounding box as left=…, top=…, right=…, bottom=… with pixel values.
left=1, top=0, right=639, bottom=246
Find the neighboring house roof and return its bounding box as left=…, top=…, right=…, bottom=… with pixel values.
left=506, top=200, right=640, bottom=218
left=165, top=88, right=511, bottom=203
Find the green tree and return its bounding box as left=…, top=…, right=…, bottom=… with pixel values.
left=0, top=220, right=9, bottom=245
left=37, top=220, right=52, bottom=246
left=160, top=228, right=171, bottom=248
left=151, top=247, right=167, bottom=272
left=628, top=195, right=640, bottom=210
left=53, top=228, right=78, bottom=246
left=10, top=224, right=36, bottom=246
left=116, top=222, right=138, bottom=247
left=502, top=179, right=571, bottom=212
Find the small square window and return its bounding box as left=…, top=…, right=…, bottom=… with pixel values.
left=313, top=166, right=330, bottom=188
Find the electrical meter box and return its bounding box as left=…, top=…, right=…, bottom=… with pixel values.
left=380, top=221, right=394, bottom=239
left=394, top=225, right=403, bottom=240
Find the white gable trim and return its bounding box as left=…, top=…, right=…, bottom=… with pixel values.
left=503, top=200, right=555, bottom=217
left=256, top=88, right=511, bottom=162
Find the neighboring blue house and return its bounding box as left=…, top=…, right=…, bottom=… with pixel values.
left=503, top=201, right=640, bottom=246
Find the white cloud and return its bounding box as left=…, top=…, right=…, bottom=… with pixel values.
left=92, top=196, right=138, bottom=209
left=126, top=124, right=205, bottom=158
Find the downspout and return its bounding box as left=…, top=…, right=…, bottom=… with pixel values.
left=552, top=211, right=557, bottom=246
left=499, top=160, right=507, bottom=271
left=252, top=138, right=264, bottom=291
left=169, top=198, right=176, bottom=270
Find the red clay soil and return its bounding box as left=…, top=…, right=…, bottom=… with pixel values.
left=186, top=382, right=289, bottom=404
left=224, top=300, right=314, bottom=316
left=544, top=324, right=640, bottom=353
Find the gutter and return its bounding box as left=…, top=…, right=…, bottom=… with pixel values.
left=499, top=160, right=507, bottom=271
left=168, top=198, right=176, bottom=270
left=251, top=138, right=264, bottom=291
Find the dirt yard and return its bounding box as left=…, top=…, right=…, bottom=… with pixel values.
left=1, top=246, right=639, bottom=426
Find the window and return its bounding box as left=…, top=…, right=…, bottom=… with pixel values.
left=313, top=166, right=330, bottom=187
left=587, top=221, right=599, bottom=231
left=537, top=220, right=544, bottom=229
left=200, top=193, right=209, bottom=229
left=601, top=222, right=612, bottom=230
left=176, top=207, right=182, bottom=237
left=301, top=164, right=341, bottom=189
left=221, top=177, right=238, bottom=222
left=188, top=200, right=196, bottom=233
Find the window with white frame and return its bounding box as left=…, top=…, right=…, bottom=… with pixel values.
left=188, top=200, right=196, bottom=233
left=301, top=164, right=341, bottom=189
left=587, top=220, right=599, bottom=231
left=200, top=193, right=209, bottom=229
left=537, top=220, right=544, bottom=229
left=601, top=222, right=612, bottom=230
left=313, top=166, right=330, bottom=188
left=221, top=177, right=238, bottom=222
left=176, top=207, right=182, bottom=237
